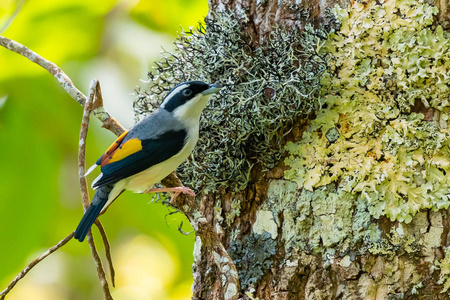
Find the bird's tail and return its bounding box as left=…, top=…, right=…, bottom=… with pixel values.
left=74, top=184, right=114, bottom=242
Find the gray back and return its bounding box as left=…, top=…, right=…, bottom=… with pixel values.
left=124, top=109, right=186, bottom=142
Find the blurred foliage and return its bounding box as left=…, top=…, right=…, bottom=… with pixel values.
left=131, top=0, right=207, bottom=34
left=0, top=0, right=208, bottom=299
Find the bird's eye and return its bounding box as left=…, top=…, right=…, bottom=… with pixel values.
left=182, top=89, right=193, bottom=97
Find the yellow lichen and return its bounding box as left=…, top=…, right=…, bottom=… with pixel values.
left=285, top=0, right=450, bottom=223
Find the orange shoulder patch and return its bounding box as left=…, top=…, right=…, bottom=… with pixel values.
left=99, top=130, right=129, bottom=166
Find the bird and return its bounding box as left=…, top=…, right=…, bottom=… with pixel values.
left=74, top=81, right=221, bottom=242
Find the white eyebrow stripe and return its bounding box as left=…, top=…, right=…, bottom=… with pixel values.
left=161, top=84, right=189, bottom=108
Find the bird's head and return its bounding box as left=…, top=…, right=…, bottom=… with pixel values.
left=161, top=81, right=221, bottom=123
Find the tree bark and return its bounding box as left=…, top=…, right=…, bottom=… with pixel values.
left=185, top=0, right=450, bottom=299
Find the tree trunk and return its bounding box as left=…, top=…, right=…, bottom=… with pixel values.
left=139, top=0, right=450, bottom=299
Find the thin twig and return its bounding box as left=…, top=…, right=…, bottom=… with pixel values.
left=89, top=80, right=116, bottom=287
left=78, top=80, right=94, bottom=207
left=95, top=219, right=116, bottom=287
left=177, top=221, right=194, bottom=236
left=91, top=80, right=116, bottom=287
left=0, top=232, right=74, bottom=300
left=78, top=79, right=113, bottom=300
left=86, top=232, right=113, bottom=300
left=0, top=35, right=125, bottom=136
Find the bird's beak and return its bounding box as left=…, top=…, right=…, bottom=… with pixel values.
left=202, top=84, right=222, bottom=95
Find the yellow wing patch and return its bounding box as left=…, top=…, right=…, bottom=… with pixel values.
left=98, top=130, right=143, bottom=167
left=108, top=138, right=143, bottom=163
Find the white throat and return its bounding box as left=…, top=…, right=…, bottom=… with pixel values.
left=172, top=94, right=210, bottom=129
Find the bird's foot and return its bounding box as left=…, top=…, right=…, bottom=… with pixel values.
left=145, top=186, right=195, bottom=204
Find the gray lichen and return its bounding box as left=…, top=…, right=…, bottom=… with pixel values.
left=134, top=12, right=329, bottom=192
left=228, top=231, right=277, bottom=289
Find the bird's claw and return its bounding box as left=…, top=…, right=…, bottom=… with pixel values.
left=145, top=186, right=196, bottom=204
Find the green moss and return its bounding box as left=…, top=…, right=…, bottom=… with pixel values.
left=285, top=0, right=450, bottom=224
left=134, top=12, right=329, bottom=192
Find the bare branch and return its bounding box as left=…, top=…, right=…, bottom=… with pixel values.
left=86, top=231, right=113, bottom=300
left=78, top=80, right=95, bottom=207
left=95, top=220, right=116, bottom=287
left=0, top=36, right=125, bottom=137
left=0, top=232, right=74, bottom=300
left=78, top=79, right=113, bottom=299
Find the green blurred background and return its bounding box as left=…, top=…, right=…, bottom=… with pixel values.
left=0, top=0, right=208, bottom=299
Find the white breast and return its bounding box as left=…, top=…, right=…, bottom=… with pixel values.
left=121, top=129, right=198, bottom=193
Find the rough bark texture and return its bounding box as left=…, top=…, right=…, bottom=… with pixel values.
left=179, top=0, right=450, bottom=299
left=209, top=0, right=349, bottom=45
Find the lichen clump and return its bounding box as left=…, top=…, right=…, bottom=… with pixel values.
left=438, top=247, right=450, bottom=293
left=134, top=12, right=328, bottom=192
left=228, top=231, right=277, bottom=289
left=285, top=0, right=450, bottom=223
